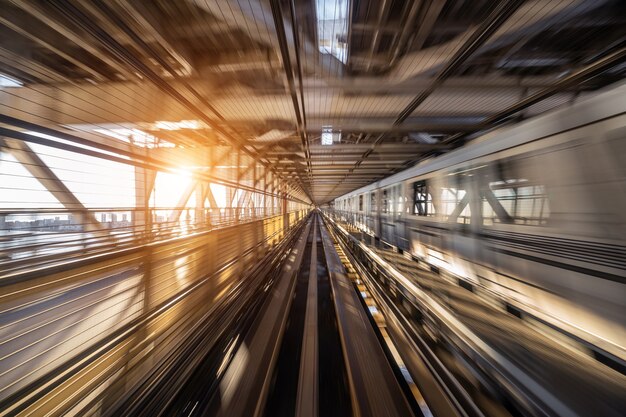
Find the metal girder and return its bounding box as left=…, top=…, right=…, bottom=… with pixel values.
left=317, top=0, right=525, bottom=204
left=364, top=0, right=392, bottom=72
left=443, top=45, right=626, bottom=145
left=269, top=0, right=313, bottom=197
left=113, top=0, right=195, bottom=76
left=385, top=0, right=609, bottom=82
left=311, top=168, right=393, bottom=173
left=0, top=7, right=109, bottom=81
left=2, top=79, right=583, bottom=138
left=8, top=1, right=140, bottom=81
left=448, top=194, right=470, bottom=222
left=224, top=75, right=579, bottom=94
left=0, top=137, right=102, bottom=232
left=0, top=46, right=69, bottom=84
left=236, top=191, right=252, bottom=208
left=482, top=189, right=513, bottom=224
left=408, top=0, right=447, bottom=52
left=385, top=0, right=425, bottom=69
left=8, top=0, right=308, bottom=202
left=168, top=181, right=198, bottom=223
left=203, top=184, right=219, bottom=209
left=190, top=0, right=344, bottom=77
left=308, top=143, right=451, bottom=152
left=0, top=123, right=310, bottom=205
left=394, top=0, right=526, bottom=124
left=305, top=121, right=476, bottom=134
left=134, top=158, right=156, bottom=230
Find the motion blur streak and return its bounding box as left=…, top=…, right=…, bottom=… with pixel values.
left=1, top=0, right=626, bottom=416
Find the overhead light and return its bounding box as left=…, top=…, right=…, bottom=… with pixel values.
left=321, top=126, right=341, bottom=145
left=153, top=120, right=204, bottom=131
left=316, top=0, right=349, bottom=63
left=0, top=74, right=23, bottom=87
left=321, top=126, right=333, bottom=145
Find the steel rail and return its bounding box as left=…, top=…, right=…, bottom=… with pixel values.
left=325, top=216, right=480, bottom=417
left=225, top=217, right=314, bottom=417
left=318, top=214, right=417, bottom=417
left=296, top=217, right=318, bottom=417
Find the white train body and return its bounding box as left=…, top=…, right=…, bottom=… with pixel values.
left=333, top=82, right=626, bottom=356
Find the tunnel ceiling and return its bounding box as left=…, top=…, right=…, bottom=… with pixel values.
left=1, top=0, right=625, bottom=204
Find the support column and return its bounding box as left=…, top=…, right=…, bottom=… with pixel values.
left=235, top=149, right=241, bottom=224
left=195, top=183, right=205, bottom=227
left=282, top=181, right=289, bottom=232
left=134, top=149, right=155, bottom=237
left=167, top=181, right=197, bottom=224
left=1, top=138, right=102, bottom=233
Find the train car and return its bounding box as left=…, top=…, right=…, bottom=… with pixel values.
left=334, top=82, right=626, bottom=355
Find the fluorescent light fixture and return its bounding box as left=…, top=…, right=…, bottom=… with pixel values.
left=0, top=74, right=23, bottom=87
left=321, top=126, right=341, bottom=145
left=153, top=119, right=204, bottom=131
left=316, top=0, right=349, bottom=63
left=321, top=126, right=333, bottom=145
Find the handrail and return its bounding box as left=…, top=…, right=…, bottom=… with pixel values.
left=0, top=211, right=301, bottom=286
left=0, top=212, right=307, bottom=416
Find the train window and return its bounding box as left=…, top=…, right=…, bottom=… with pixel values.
left=606, top=129, right=626, bottom=178
left=483, top=160, right=550, bottom=225
left=412, top=180, right=435, bottom=216
left=358, top=195, right=363, bottom=211
left=441, top=170, right=472, bottom=224
left=441, top=187, right=470, bottom=223
left=396, top=185, right=404, bottom=214
left=381, top=189, right=388, bottom=213
left=370, top=191, right=377, bottom=212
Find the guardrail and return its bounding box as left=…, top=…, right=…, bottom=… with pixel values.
left=0, top=207, right=290, bottom=277
left=0, top=209, right=308, bottom=417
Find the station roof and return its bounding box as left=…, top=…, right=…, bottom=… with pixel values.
left=1, top=0, right=625, bottom=203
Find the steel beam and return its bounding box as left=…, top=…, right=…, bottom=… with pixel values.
left=308, top=143, right=451, bottom=152
left=134, top=159, right=156, bottom=232
left=318, top=0, right=525, bottom=204
left=394, top=0, right=526, bottom=124
left=0, top=138, right=102, bottom=232
left=11, top=0, right=308, bottom=202
left=444, top=45, right=626, bottom=145
left=408, top=0, right=447, bottom=52
left=305, top=121, right=477, bottom=134
left=270, top=0, right=313, bottom=194
left=167, top=181, right=197, bottom=223
left=364, top=0, right=392, bottom=72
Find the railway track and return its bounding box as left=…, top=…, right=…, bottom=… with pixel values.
left=107, top=211, right=419, bottom=417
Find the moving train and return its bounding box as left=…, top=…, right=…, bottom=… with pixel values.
left=333, top=82, right=626, bottom=357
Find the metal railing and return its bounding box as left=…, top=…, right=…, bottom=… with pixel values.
left=0, top=206, right=288, bottom=277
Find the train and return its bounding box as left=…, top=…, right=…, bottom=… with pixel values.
left=331, top=81, right=626, bottom=357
